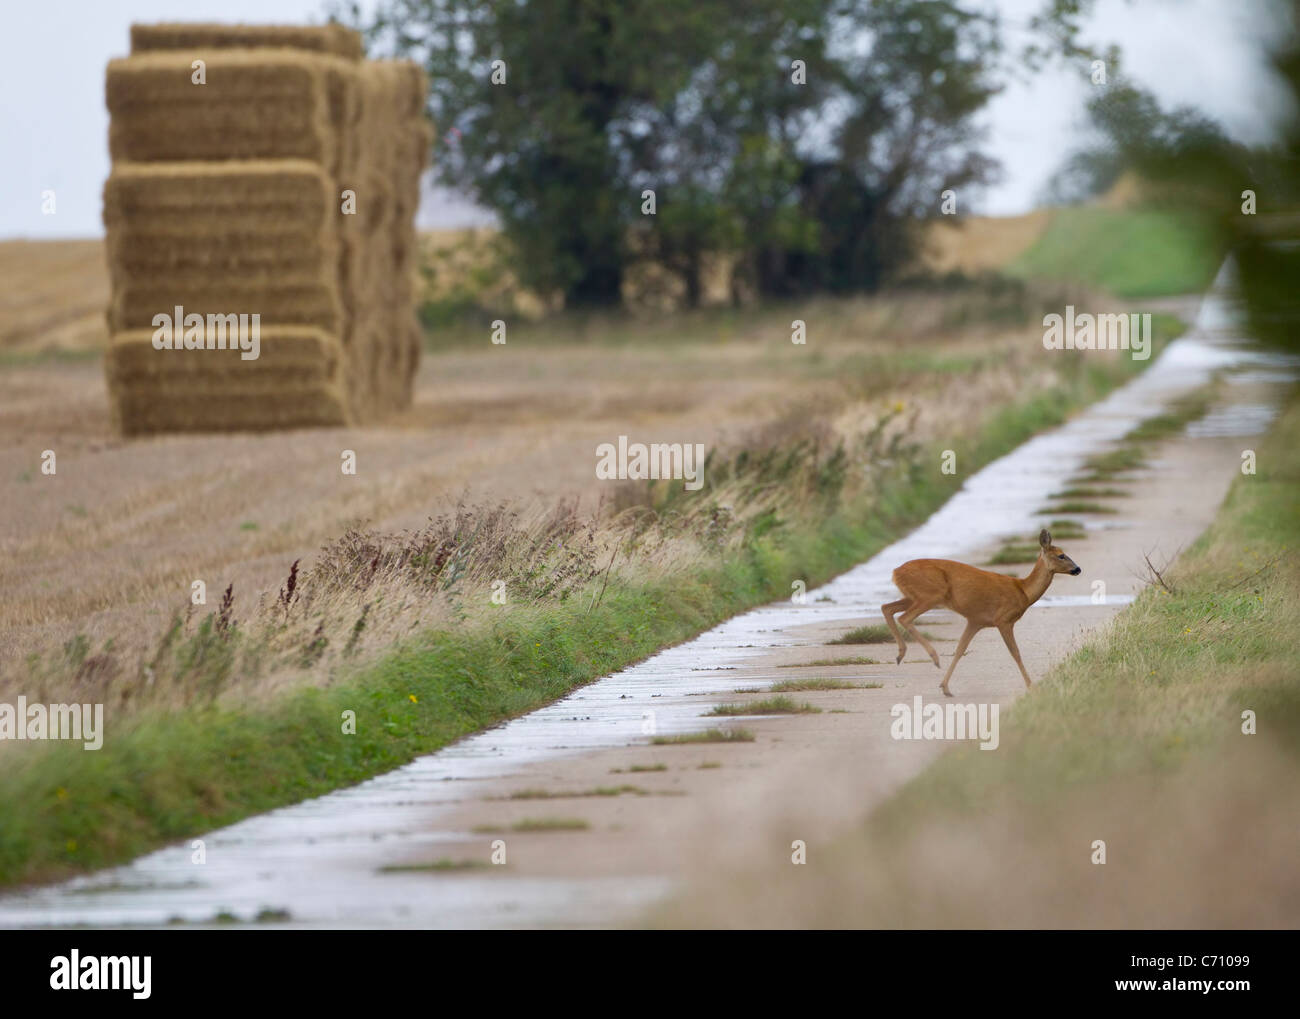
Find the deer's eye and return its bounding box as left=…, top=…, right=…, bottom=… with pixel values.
left=1058, top=554, right=1067, bottom=560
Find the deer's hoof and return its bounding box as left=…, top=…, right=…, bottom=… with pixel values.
left=896, top=651, right=905, bottom=665
left=930, top=654, right=941, bottom=669
left=940, top=685, right=953, bottom=698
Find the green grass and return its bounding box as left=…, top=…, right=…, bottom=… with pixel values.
left=378, top=858, right=490, bottom=873
left=1006, top=206, right=1221, bottom=298
left=986, top=544, right=1042, bottom=565
left=1128, top=387, right=1217, bottom=442
left=1049, top=487, right=1128, bottom=500
left=768, top=678, right=878, bottom=692
left=510, top=817, right=590, bottom=832
left=1077, top=445, right=1148, bottom=478
left=652, top=728, right=756, bottom=745
left=0, top=314, right=1182, bottom=888
left=782, top=655, right=884, bottom=668
left=506, top=785, right=647, bottom=799
left=474, top=817, right=590, bottom=833
left=611, top=763, right=667, bottom=774
left=828, top=624, right=936, bottom=644
left=1037, top=501, right=1118, bottom=515
left=706, top=697, right=821, bottom=716
left=828, top=624, right=893, bottom=644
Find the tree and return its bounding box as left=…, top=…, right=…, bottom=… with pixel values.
left=359, top=0, right=718, bottom=305
left=356, top=0, right=1006, bottom=306
left=1043, top=82, right=1228, bottom=206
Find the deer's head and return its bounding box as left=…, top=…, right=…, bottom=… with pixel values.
left=1039, top=528, right=1081, bottom=575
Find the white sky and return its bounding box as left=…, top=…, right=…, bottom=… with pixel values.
left=0, top=0, right=1289, bottom=239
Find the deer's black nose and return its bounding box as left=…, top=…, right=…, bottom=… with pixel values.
left=1070, top=566, right=1081, bottom=575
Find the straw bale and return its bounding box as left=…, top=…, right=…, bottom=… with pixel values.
left=130, top=22, right=363, bottom=60
left=106, top=51, right=359, bottom=178
left=108, top=284, right=342, bottom=335
left=110, top=382, right=350, bottom=434
left=104, top=161, right=338, bottom=286
left=105, top=326, right=341, bottom=384
left=103, top=27, right=428, bottom=431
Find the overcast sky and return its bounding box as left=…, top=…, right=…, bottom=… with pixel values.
left=0, top=0, right=1290, bottom=239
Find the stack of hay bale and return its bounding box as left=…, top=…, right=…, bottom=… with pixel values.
left=102, top=22, right=431, bottom=433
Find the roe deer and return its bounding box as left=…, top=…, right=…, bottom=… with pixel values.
left=881, top=528, right=1081, bottom=697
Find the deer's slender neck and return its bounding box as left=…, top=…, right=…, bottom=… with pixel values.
left=1018, top=556, right=1055, bottom=606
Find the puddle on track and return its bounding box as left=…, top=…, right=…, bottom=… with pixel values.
left=3, top=267, right=1296, bottom=928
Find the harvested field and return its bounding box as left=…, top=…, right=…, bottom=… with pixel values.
left=0, top=277, right=1115, bottom=687
left=0, top=241, right=110, bottom=355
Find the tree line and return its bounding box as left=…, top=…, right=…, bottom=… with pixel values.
left=357, top=0, right=1004, bottom=307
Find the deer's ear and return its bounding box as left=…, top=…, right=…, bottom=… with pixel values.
left=1039, top=528, right=1052, bottom=548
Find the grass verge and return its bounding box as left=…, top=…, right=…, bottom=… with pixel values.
left=1006, top=206, right=1222, bottom=298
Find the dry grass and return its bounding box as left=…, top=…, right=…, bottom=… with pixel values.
left=0, top=241, right=110, bottom=354
left=920, top=210, right=1052, bottom=276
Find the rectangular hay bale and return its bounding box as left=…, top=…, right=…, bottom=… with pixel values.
left=104, top=160, right=340, bottom=286
left=106, top=51, right=359, bottom=182
left=130, top=22, right=364, bottom=61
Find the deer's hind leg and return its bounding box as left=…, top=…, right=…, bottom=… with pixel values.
left=899, top=601, right=942, bottom=669
left=882, top=598, right=912, bottom=665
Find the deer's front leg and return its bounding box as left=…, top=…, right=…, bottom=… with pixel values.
left=939, top=620, right=982, bottom=697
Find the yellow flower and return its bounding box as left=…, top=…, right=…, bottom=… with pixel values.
left=55, top=787, right=68, bottom=802
left=408, top=694, right=418, bottom=704
left=66, top=839, right=77, bottom=852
